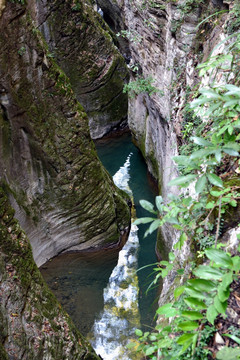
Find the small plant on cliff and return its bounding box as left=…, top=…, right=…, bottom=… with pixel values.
left=116, top=29, right=143, bottom=44
left=177, top=0, right=205, bottom=14
left=129, top=33, right=240, bottom=359
left=123, top=76, right=163, bottom=98
left=18, top=46, right=26, bottom=56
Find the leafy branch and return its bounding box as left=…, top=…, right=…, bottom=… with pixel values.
left=130, top=30, right=240, bottom=360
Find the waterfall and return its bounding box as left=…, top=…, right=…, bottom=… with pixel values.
left=90, top=153, right=142, bottom=360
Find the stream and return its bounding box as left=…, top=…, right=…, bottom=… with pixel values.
left=40, top=132, right=158, bottom=359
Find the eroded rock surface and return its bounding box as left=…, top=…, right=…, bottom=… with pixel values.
left=0, top=1, right=130, bottom=267
left=32, top=0, right=129, bottom=139
left=0, top=187, right=100, bottom=360
left=96, top=0, right=233, bottom=251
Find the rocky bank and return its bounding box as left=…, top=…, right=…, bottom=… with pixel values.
left=0, top=186, right=100, bottom=360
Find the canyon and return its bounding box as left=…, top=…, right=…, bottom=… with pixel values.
left=0, top=0, right=239, bottom=359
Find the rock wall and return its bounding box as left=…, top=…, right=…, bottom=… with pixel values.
left=0, top=187, right=100, bottom=360
left=31, top=0, right=129, bottom=139
left=105, top=0, right=234, bottom=306
left=95, top=0, right=231, bottom=252
left=0, top=1, right=130, bottom=267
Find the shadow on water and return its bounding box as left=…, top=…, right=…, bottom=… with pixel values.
left=41, top=250, right=120, bottom=335
left=41, top=132, right=159, bottom=339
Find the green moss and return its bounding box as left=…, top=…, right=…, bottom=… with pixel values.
left=0, top=343, right=8, bottom=360
left=0, top=186, right=100, bottom=359
left=0, top=0, right=130, bottom=261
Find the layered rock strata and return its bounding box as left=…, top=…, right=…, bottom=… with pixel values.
left=0, top=1, right=130, bottom=267
left=0, top=187, right=100, bottom=360
left=95, top=0, right=232, bottom=252
left=31, top=0, right=129, bottom=139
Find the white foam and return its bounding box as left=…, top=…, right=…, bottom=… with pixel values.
left=90, top=155, right=141, bottom=360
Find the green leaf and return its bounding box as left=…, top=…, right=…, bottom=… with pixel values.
left=174, top=232, right=188, bottom=250
left=174, top=286, right=185, bottom=299
left=184, top=297, right=207, bottom=310
left=191, top=333, right=199, bottom=355
left=172, top=155, right=190, bottom=165
left=207, top=173, right=223, bottom=188
left=206, top=304, right=218, bottom=325
left=190, top=148, right=213, bottom=160
left=169, top=252, right=175, bottom=261
left=134, top=217, right=156, bottom=225
left=187, top=279, right=216, bottom=292
left=214, top=295, right=227, bottom=314
left=145, top=346, right=156, bottom=356
left=228, top=125, right=234, bottom=135
left=139, top=199, right=157, bottom=214
left=157, top=338, right=173, bottom=348
left=160, top=260, right=170, bottom=266
left=168, top=174, right=197, bottom=187
left=205, top=248, right=233, bottom=268
left=178, top=337, right=196, bottom=357
left=191, top=97, right=209, bottom=106
left=206, top=201, right=216, bottom=209
left=195, top=175, right=207, bottom=194
left=156, top=303, right=179, bottom=317
left=155, top=196, right=163, bottom=212
left=184, top=286, right=208, bottom=300
left=145, top=219, right=160, bottom=236
left=191, top=136, right=212, bottom=146
left=221, top=272, right=233, bottom=289
left=223, top=148, right=239, bottom=156
left=210, top=190, right=224, bottom=197
left=232, top=256, right=240, bottom=272
left=218, top=285, right=230, bottom=302
left=181, top=310, right=204, bottom=320
left=230, top=200, right=237, bottom=207
left=177, top=268, right=185, bottom=275
left=225, top=84, right=240, bottom=94
left=200, top=88, right=222, bottom=99
left=215, top=149, right=222, bottom=163
left=126, top=341, right=137, bottom=349
left=216, top=346, right=240, bottom=360
left=178, top=321, right=199, bottom=331
left=193, top=265, right=223, bottom=280
left=177, top=333, right=195, bottom=345
left=135, top=329, right=143, bottom=337
left=223, top=334, right=240, bottom=345
left=165, top=216, right=179, bottom=224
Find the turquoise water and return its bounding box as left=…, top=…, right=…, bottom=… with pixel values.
left=95, top=133, right=159, bottom=329
left=41, top=132, right=158, bottom=344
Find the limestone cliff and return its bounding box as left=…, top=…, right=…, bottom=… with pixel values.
left=0, top=1, right=130, bottom=267
left=31, top=0, right=129, bottom=139
left=95, top=0, right=233, bottom=251
left=91, top=1, right=240, bottom=318
left=0, top=187, right=100, bottom=360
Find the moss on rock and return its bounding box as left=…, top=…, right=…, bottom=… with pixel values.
left=0, top=2, right=131, bottom=266
left=37, top=0, right=129, bottom=139
left=0, top=186, right=100, bottom=359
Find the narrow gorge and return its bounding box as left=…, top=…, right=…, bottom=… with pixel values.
left=1, top=0, right=240, bottom=359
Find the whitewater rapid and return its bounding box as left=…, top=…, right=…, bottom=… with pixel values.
left=90, top=153, right=142, bottom=360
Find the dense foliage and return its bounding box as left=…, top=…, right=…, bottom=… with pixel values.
left=129, top=31, right=240, bottom=360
